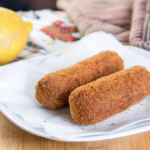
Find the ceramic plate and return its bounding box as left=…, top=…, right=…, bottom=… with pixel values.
left=1, top=45, right=150, bottom=142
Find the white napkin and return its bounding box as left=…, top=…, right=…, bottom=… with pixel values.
left=1, top=31, right=150, bottom=139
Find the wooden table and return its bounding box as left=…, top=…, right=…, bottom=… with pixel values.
left=1, top=112, right=150, bottom=150
left=1, top=11, right=150, bottom=150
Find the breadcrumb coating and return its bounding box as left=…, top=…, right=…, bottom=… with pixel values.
left=35, top=51, right=124, bottom=109
left=69, top=66, right=150, bottom=125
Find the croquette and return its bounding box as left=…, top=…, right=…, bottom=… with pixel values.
left=69, top=66, right=150, bottom=125
left=35, top=51, right=124, bottom=110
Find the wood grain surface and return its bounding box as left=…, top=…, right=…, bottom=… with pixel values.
left=1, top=112, right=150, bottom=150
left=1, top=11, right=150, bottom=150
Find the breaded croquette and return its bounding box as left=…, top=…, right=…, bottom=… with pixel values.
left=69, top=66, right=150, bottom=125
left=35, top=51, right=124, bottom=110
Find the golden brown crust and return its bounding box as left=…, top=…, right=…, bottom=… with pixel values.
left=69, top=66, right=150, bottom=125
left=35, top=51, right=124, bottom=109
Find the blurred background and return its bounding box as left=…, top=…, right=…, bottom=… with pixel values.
left=0, top=0, right=57, bottom=11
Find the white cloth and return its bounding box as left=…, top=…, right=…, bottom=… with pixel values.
left=1, top=31, right=150, bottom=139
left=15, top=9, right=79, bottom=61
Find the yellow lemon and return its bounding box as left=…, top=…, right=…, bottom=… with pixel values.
left=0, top=7, right=32, bottom=65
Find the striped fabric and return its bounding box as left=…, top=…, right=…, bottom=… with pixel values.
left=57, top=0, right=134, bottom=45
left=14, top=38, right=48, bottom=61
left=130, top=0, right=150, bottom=50
left=57, top=0, right=150, bottom=51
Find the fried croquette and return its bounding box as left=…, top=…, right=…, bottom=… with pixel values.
left=69, top=66, right=150, bottom=125
left=35, top=51, right=124, bottom=109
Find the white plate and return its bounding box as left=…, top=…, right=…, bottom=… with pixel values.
left=1, top=45, right=150, bottom=142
